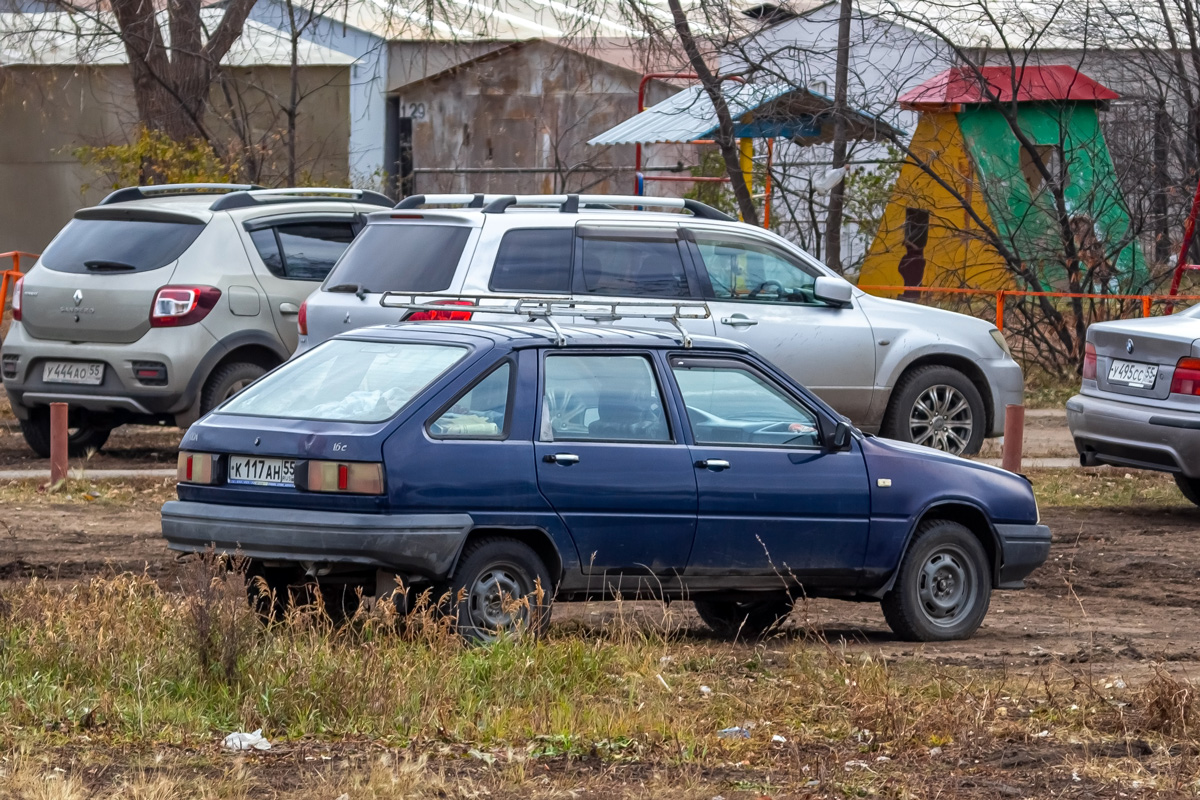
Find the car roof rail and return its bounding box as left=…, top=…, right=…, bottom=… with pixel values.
left=209, top=187, right=394, bottom=211
left=477, top=194, right=736, bottom=221
left=377, top=293, right=711, bottom=348
left=98, top=183, right=267, bottom=205
left=394, top=193, right=494, bottom=209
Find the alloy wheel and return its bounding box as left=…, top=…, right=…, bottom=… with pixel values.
left=909, top=384, right=974, bottom=454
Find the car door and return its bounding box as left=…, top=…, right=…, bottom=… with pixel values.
left=667, top=354, right=871, bottom=581
left=244, top=215, right=360, bottom=351
left=567, top=224, right=718, bottom=339
left=683, top=229, right=877, bottom=422
left=533, top=351, right=698, bottom=576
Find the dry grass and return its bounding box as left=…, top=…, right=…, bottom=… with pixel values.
left=1, top=559, right=1199, bottom=796
left=0, top=477, right=176, bottom=508
left=1027, top=467, right=1187, bottom=508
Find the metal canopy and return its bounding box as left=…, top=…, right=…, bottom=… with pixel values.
left=588, top=82, right=903, bottom=146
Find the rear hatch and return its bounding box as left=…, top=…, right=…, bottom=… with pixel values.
left=1090, top=315, right=1200, bottom=400
left=301, top=214, right=479, bottom=350
left=19, top=207, right=207, bottom=343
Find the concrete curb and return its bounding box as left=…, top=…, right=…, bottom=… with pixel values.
left=0, top=468, right=176, bottom=480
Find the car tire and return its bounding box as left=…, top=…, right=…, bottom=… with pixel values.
left=201, top=362, right=266, bottom=414
left=881, top=519, right=991, bottom=642
left=18, top=409, right=112, bottom=458
left=449, top=537, right=552, bottom=643
left=883, top=365, right=986, bottom=456
left=694, top=592, right=793, bottom=639
left=1174, top=474, right=1200, bottom=506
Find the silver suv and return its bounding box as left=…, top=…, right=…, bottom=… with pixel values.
left=1, top=184, right=391, bottom=456
left=298, top=193, right=1023, bottom=455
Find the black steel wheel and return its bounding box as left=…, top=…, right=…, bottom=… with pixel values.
left=449, top=538, right=552, bottom=643
left=881, top=519, right=991, bottom=641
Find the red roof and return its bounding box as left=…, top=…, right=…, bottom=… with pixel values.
left=898, top=66, right=1119, bottom=108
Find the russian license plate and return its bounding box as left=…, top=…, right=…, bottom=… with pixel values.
left=227, top=456, right=296, bottom=487
left=1108, top=359, right=1159, bottom=388
left=42, top=361, right=104, bottom=385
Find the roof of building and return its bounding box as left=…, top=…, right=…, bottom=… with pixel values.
left=589, top=81, right=903, bottom=145
left=0, top=9, right=355, bottom=66
left=898, top=65, right=1120, bottom=107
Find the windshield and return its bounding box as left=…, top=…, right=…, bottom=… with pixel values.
left=219, top=339, right=468, bottom=422
left=40, top=217, right=205, bottom=274
left=323, top=223, right=471, bottom=293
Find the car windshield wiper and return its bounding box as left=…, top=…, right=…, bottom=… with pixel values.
left=83, top=259, right=137, bottom=271
left=326, top=283, right=368, bottom=299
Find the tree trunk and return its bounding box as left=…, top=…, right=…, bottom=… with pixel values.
left=666, top=0, right=759, bottom=226
left=825, top=0, right=853, bottom=273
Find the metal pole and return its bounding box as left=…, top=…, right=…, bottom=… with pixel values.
left=50, top=403, right=68, bottom=483
left=824, top=0, right=853, bottom=272
left=1000, top=404, right=1025, bottom=473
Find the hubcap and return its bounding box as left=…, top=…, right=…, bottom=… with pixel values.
left=909, top=385, right=973, bottom=454
left=467, top=565, right=529, bottom=635
left=917, top=546, right=977, bottom=627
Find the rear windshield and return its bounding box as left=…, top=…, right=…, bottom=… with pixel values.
left=40, top=218, right=205, bottom=274
left=323, top=223, right=471, bottom=293
left=219, top=339, right=467, bottom=423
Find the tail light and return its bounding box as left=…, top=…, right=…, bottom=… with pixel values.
left=150, top=286, right=221, bottom=327
left=177, top=452, right=218, bottom=484
left=1170, top=357, right=1200, bottom=396
left=298, top=299, right=308, bottom=336
left=296, top=460, right=384, bottom=494
left=403, top=300, right=474, bottom=322
left=1082, top=341, right=1097, bottom=380
left=11, top=276, right=22, bottom=321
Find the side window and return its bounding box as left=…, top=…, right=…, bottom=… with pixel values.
left=251, top=222, right=356, bottom=281
left=671, top=359, right=820, bottom=447
left=541, top=355, right=670, bottom=443
left=692, top=236, right=821, bottom=305
left=429, top=362, right=511, bottom=438
left=489, top=229, right=573, bottom=292
left=579, top=235, right=691, bottom=298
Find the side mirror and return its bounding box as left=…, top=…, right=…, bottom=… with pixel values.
left=831, top=420, right=852, bottom=451
left=813, top=275, right=853, bottom=307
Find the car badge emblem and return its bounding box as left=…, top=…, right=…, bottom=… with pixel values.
left=254, top=437, right=261, bottom=446
left=1126, top=339, right=1134, bottom=354
left=72, top=289, right=83, bottom=305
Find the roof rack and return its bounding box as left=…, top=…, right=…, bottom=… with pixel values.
left=98, top=183, right=267, bottom=205
left=377, top=293, right=711, bottom=347
left=209, top=187, right=394, bottom=211
left=394, top=193, right=497, bottom=209
left=478, top=194, right=736, bottom=221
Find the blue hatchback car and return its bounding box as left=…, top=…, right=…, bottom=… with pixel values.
left=161, top=320, right=1049, bottom=642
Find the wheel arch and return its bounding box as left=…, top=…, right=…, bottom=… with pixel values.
left=177, top=332, right=290, bottom=426
left=454, top=526, right=564, bottom=588
left=883, top=355, right=995, bottom=435
left=872, top=500, right=1001, bottom=598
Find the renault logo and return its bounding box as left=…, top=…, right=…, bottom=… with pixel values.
left=1126, top=338, right=1135, bottom=354
left=72, top=289, right=83, bottom=305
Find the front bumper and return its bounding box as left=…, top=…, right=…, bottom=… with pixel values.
left=983, top=357, right=1025, bottom=437
left=995, top=522, right=1052, bottom=589
left=1066, top=393, right=1200, bottom=476
left=161, top=500, right=474, bottom=578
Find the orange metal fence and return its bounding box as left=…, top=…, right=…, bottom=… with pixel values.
left=0, top=251, right=38, bottom=329
left=857, top=284, right=1200, bottom=331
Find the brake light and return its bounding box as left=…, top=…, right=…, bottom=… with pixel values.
left=1170, top=357, right=1200, bottom=396
left=177, top=452, right=218, bottom=484
left=1082, top=341, right=1096, bottom=380
left=150, top=286, right=221, bottom=327
left=404, top=300, right=474, bottom=322
left=298, top=298, right=308, bottom=336
left=11, top=276, right=22, bottom=321
left=300, top=460, right=384, bottom=494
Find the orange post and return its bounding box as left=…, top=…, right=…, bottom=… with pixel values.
left=995, top=290, right=1005, bottom=331
left=50, top=402, right=69, bottom=483
left=1142, top=296, right=1152, bottom=317
left=1000, top=404, right=1025, bottom=473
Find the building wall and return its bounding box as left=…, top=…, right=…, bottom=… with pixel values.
left=0, top=63, right=350, bottom=255
left=396, top=42, right=690, bottom=196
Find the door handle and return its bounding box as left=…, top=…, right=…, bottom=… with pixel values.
left=544, top=453, right=580, bottom=466
left=279, top=302, right=300, bottom=316
left=720, top=315, right=758, bottom=327
left=695, top=459, right=731, bottom=471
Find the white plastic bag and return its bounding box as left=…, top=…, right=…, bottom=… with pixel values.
left=222, top=729, right=271, bottom=751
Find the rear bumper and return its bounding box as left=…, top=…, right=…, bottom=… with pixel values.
left=161, top=500, right=473, bottom=578
left=1066, top=393, right=1200, bottom=476
left=995, top=522, right=1051, bottom=589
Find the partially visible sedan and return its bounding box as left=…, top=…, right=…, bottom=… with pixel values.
left=1067, top=305, right=1200, bottom=503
